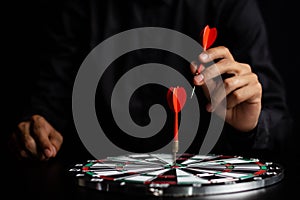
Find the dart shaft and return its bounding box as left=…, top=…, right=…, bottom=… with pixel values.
left=172, top=140, right=179, bottom=164
left=174, top=112, right=178, bottom=141
left=173, top=108, right=179, bottom=164
left=190, top=86, right=196, bottom=98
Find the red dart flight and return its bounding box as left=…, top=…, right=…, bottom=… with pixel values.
left=166, top=86, right=187, bottom=141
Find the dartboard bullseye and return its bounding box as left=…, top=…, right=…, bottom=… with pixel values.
left=69, top=153, right=284, bottom=197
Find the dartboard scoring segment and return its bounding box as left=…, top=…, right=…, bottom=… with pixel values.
left=69, top=153, right=283, bottom=197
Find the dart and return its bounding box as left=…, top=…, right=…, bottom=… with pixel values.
left=167, top=86, right=187, bottom=165
left=191, top=25, right=217, bottom=98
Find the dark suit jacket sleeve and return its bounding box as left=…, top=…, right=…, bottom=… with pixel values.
left=20, top=1, right=90, bottom=134
left=211, top=0, right=294, bottom=159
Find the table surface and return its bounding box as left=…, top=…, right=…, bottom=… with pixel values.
left=3, top=153, right=299, bottom=200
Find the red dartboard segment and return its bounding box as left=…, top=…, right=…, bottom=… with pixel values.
left=69, top=153, right=284, bottom=197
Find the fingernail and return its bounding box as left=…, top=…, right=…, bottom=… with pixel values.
left=191, top=61, right=198, bottom=70
left=20, top=150, right=28, bottom=158
left=44, top=148, right=52, bottom=157
left=200, top=53, right=208, bottom=61
left=191, top=61, right=197, bottom=66
left=52, top=146, right=57, bottom=156
left=195, top=74, right=204, bottom=83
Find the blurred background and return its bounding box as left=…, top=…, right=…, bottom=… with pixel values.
left=2, top=1, right=299, bottom=164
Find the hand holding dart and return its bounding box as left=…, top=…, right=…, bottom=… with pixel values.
left=191, top=25, right=217, bottom=98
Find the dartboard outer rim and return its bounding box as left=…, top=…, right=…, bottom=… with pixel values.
left=69, top=153, right=284, bottom=197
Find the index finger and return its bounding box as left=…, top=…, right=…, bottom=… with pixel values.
left=31, top=116, right=55, bottom=159
left=201, top=60, right=252, bottom=84
left=198, top=46, right=234, bottom=63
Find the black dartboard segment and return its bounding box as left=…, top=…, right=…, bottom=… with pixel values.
left=69, top=153, right=284, bottom=197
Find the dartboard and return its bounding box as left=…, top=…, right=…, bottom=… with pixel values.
left=69, top=153, right=284, bottom=197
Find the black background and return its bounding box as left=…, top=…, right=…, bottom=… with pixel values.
left=2, top=1, right=299, bottom=163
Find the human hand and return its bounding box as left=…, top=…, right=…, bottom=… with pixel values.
left=191, top=46, right=262, bottom=132
left=9, top=115, right=63, bottom=161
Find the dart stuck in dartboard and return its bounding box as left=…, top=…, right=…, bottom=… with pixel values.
left=166, top=86, right=187, bottom=165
